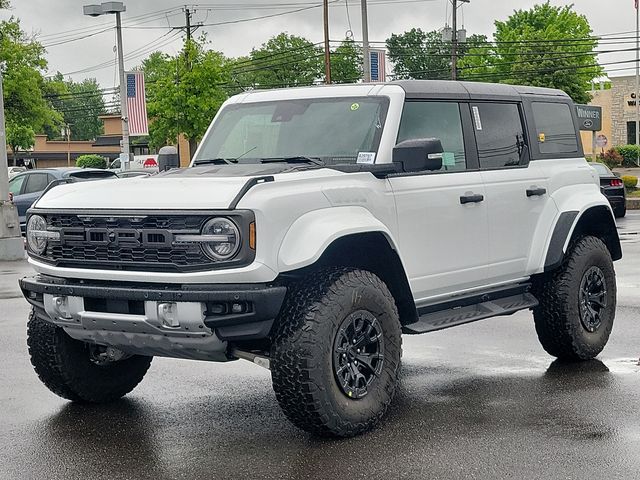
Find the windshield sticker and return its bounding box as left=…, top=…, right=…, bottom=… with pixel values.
left=442, top=152, right=456, bottom=167
left=357, top=152, right=376, bottom=164
left=350, top=103, right=360, bottom=111
left=472, top=106, right=482, bottom=131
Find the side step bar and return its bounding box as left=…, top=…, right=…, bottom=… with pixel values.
left=403, top=286, right=538, bottom=335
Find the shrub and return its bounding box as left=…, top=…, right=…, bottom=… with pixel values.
left=622, top=175, right=638, bottom=190
left=599, top=148, right=623, bottom=169
left=614, top=145, right=640, bottom=167
left=76, top=154, right=107, bottom=169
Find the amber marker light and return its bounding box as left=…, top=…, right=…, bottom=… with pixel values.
left=249, top=222, right=256, bottom=250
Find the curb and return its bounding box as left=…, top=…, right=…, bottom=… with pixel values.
left=627, top=198, right=640, bottom=210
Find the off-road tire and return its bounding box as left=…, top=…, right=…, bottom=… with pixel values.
left=533, top=236, right=616, bottom=361
left=27, top=309, right=152, bottom=403
left=270, top=268, right=402, bottom=437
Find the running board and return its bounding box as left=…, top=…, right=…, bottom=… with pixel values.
left=403, top=291, right=538, bottom=335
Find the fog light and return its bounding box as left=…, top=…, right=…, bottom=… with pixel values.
left=158, top=302, right=179, bottom=328
left=52, top=296, right=72, bottom=319
left=231, top=303, right=244, bottom=314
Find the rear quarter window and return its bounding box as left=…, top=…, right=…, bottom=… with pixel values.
left=532, top=102, right=578, bottom=155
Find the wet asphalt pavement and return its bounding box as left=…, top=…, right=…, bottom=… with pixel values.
left=2, top=217, right=640, bottom=480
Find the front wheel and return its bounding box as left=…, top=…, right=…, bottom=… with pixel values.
left=270, top=268, right=402, bottom=437
left=27, top=310, right=152, bottom=403
left=533, top=236, right=616, bottom=361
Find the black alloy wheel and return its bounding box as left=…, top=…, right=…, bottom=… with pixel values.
left=333, top=310, right=385, bottom=399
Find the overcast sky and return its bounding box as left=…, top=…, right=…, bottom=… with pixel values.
left=1, top=0, right=636, bottom=89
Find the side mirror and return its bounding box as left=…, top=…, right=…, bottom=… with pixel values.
left=392, top=138, right=444, bottom=173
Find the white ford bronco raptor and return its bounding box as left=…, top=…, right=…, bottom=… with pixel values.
left=20, top=80, right=621, bottom=437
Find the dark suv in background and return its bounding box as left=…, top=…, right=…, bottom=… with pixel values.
left=588, top=162, right=626, bottom=218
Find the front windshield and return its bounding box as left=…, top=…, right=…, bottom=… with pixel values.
left=194, top=97, right=389, bottom=165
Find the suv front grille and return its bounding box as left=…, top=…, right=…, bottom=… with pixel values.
left=38, top=213, right=214, bottom=272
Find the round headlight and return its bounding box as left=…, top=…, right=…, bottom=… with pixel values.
left=201, top=217, right=241, bottom=260
left=27, top=215, right=48, bottom=255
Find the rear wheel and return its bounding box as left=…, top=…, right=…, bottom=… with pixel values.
left=533, top=236, right=616, bottom=361
left=27, top=310, right=152, bottom=403
left=270, top=268, right=402, bottom=437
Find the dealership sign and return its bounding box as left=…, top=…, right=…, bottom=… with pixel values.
left=575, top=104, right=602, bottom=131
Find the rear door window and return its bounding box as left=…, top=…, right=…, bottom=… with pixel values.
left=23, top=173, right=51, bottom=194
left=397, top=101, right=467, bottom=172
left=471, top=103, right=528, bottom=169
left=531, top=102, right=578, bottom=154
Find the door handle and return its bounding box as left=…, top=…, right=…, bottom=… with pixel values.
left=526, top=187, right=547, bottom=197
left=460, top=193, right=484, bottom=204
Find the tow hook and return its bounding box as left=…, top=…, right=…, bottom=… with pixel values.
left=229, top=347, right=271, bottom=370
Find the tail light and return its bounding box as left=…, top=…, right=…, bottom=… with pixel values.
left=610, top=179, right=623, bottom=187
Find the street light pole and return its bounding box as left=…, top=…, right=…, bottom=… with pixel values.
left=114, top=9, right=130, bottom=170
left=84, top=2, right=130, bottom=170
left=361, top=0, right=370, bottom=82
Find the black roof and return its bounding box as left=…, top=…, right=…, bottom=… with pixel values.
left=391, top=80, right=569, bottom=101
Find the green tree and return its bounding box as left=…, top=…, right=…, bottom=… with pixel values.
left=142, top=39, right=231, bottom=157
left=386, top=29, right=450, bottom=80
left=331, top=38, right=362, bottom=84
left=0, top=1, right=10, bottom=8
left=46, top=75, right=105, bottom=141
left=460, top=2, right=602, bottom=103
left=1, top=18, right=62, bottom=162
left=243, top=33, right=322, bottom=88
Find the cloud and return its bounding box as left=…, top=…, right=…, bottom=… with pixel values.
left=1, top=0, right=636, bottom=88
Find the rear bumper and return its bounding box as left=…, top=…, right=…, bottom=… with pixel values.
left=20, top=275, right=287, bottom=359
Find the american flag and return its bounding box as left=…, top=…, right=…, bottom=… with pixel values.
left=126, top=71, right=149, bottom=136
left=370, top=49, right=386, bottom=82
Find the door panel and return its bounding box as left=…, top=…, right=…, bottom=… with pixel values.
left=389, top=173, right=488, bottom=302
left=471, top=101, right=551, bottom=283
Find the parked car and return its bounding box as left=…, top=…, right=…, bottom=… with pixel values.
left=9, top=167, right=117, bottom=230
left=588, top=162, right=626, bottom=218
left=20, top=81, right=621, bottom=438
left=7, top=166, right=26, bottom=179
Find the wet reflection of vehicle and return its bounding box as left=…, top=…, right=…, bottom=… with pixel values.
left=588, top=162, right=626, bottom=218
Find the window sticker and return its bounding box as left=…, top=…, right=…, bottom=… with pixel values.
left=538, top=133, right=546, bottom=143
left=357, top=152, right=376, bottom=164
left=350, top=103, right=360, bottom=111
left=472, top=106, right=483, bottom=131
left=442, top=152, right=456, bottom=167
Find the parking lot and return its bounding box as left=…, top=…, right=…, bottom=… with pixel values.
left=2, top=215, right=640, bottom=480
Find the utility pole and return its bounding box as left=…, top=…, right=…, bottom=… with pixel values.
left=0, top=65, right=25, bottom=261
left=323, top=0, right=331, bottom=84
left=450, top=0, right=469, bottom=81
left=361, top=0, right=371, bottom=82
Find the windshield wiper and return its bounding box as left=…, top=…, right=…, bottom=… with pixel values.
left=193, top=158, right=238, bottom=166
left=260, top=156, right=325, bottom=166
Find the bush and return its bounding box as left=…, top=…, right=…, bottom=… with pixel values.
left=614, top=145, right=640, bottom=167
left=599, top=148, right=623, bottom=169
left=75, top=154, right=107, bottom=169
left=622, top=175, right=638, bottom=190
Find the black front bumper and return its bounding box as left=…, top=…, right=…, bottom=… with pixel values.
left=19, top=275, right=287, bottom=341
